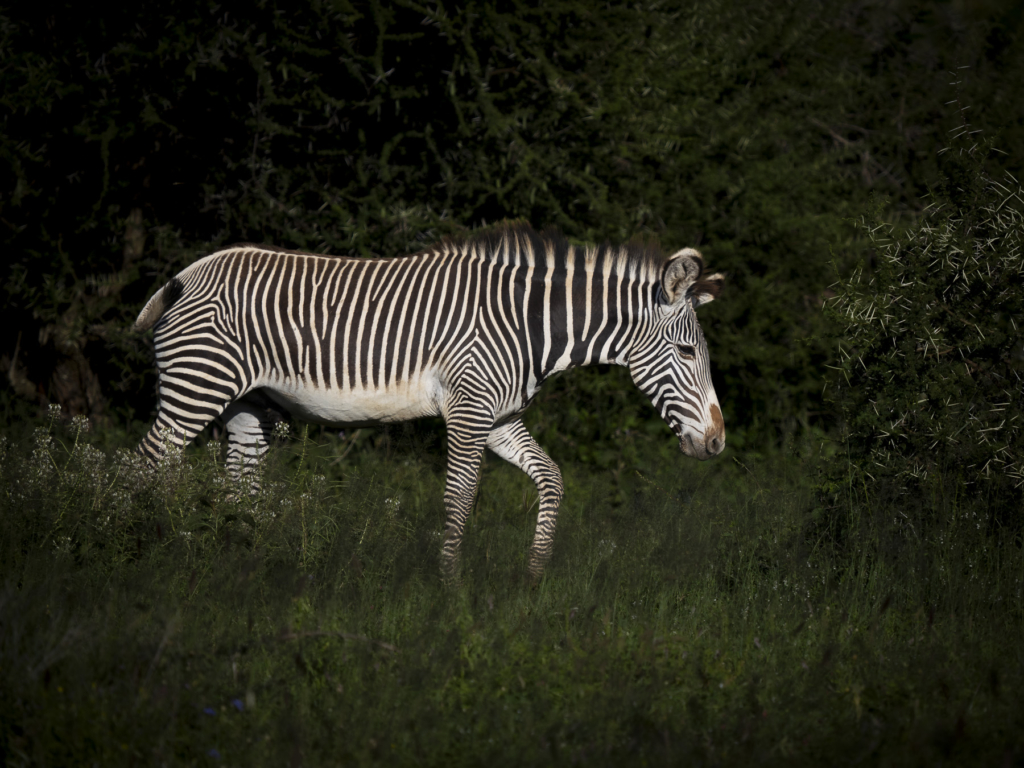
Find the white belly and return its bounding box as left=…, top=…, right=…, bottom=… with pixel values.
left=261, top=371, right=444, bottom=427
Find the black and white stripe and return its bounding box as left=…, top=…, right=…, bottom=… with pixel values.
left=135, top=224, right=725, bottom=581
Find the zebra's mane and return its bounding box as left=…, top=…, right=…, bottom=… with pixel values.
left=443, top=221, right=668, bottom=282
left=223, top=222, right=668, bottom=282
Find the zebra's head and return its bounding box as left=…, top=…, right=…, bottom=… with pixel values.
left=629, top=248, right=725, bottom=461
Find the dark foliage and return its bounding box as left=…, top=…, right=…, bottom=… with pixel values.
left=3, top=1, right=1023, bottom=453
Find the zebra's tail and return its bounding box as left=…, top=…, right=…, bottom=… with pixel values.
left=133, top=277, right=184, bottom=332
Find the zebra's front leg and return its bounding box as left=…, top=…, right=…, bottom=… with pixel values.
left=487, top=419, right=564, bottom=582
left=223, top=400, right=276, bottom=494
left=440, top=407, right=493, bottom=585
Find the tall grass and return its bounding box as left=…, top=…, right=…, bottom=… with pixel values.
left=1, top=413, right=1021, bottom=765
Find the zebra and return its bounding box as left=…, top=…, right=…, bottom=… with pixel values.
left=133, top=223, right=725, bottom=581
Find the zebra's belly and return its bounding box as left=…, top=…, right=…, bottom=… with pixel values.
left=260, top=373, right=444, bottom=427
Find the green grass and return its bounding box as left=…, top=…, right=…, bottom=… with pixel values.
left=1, top=416, right=1022, bottom=766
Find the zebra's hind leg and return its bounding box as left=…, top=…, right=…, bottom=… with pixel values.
left=487, top=419, right=564, bottom=582
left=138, top=395, right=233, bottom=467
left=223, top=397, right=281, bottom=495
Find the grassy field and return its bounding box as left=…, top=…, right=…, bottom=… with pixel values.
left=1, top=415, right=1022, bottom=766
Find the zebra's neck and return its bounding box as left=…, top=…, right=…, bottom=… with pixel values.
left=526, top=243, right=659, bottom=380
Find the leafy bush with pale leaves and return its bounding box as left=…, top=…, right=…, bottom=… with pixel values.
left=826, top=147, right=1023, bottom=506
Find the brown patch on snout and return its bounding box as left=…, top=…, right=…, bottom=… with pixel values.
left=704, top=404, right=726, bottom=456
left=708, top=404, right=724, bottom=435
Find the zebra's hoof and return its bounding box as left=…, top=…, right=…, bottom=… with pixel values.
left=440, top=564, right=462, bottom=588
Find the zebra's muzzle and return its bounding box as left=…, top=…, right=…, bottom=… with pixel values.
left=677, top=428, right=723, bottom=461
left=678, top=432, right=708, bottom=460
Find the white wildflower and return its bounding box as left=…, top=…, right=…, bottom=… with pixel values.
left=597, top=539, right=618, bottom=558
left=53, top=534, right=73, bottom=555
left=76, top=444, right=107, bottom=496
left=30, top=427, right=56, bottom=484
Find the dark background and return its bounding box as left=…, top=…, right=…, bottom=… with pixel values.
left=3, top=0, right=1023, bottom=459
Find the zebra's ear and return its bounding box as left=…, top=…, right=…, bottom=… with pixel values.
left=689, top=273, right=724, bottom=308
left=661, top=248, right=704, bottom=305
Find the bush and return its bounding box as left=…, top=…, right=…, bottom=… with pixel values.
left=825, top=138, right=1024, bottom=514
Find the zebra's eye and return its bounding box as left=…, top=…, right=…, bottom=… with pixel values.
left=675, top=344, right=696, bottom=360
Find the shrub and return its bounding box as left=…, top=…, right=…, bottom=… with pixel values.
left=825, top=140, right=1024, bottom=514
